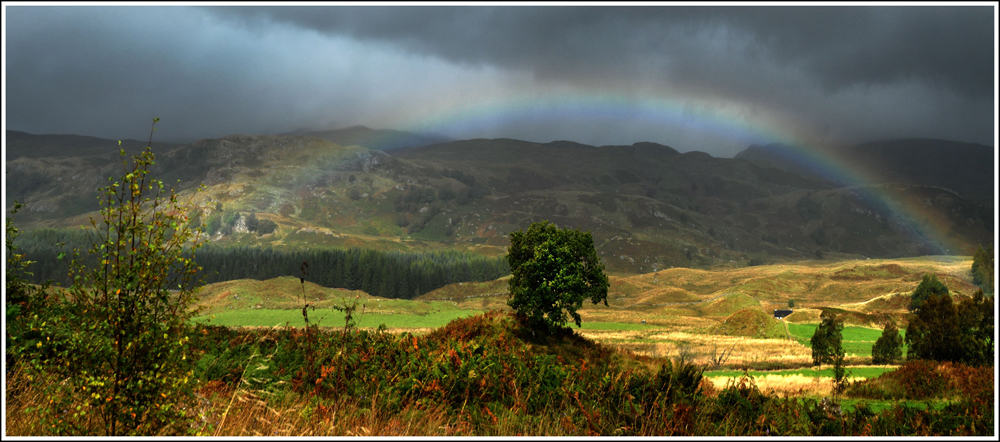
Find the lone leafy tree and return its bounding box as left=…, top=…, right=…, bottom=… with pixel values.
left=810, top=310, right=844, bottom=366
left=507, top=221, right=609, bottom=331
left=871, top=320, right=903, bottom=365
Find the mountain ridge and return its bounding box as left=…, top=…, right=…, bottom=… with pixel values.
left=278, top=125, right=453, bottom=151
left=5, top=131, right=992, bottom=273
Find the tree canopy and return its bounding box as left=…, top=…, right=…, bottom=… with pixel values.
left=871, top=321, right=903, bottom=365
left=506, top=221, right=609, bottom=331
left=971, top=244, right=994, bottom=295
left=906, top=291, right=961, bottom=362
left=910, top=274, right=948, bottom=312
left=810, top=310, right=844, bottom=366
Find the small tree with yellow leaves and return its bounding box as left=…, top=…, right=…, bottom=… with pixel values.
left=26, top=119, right=206, bottom=435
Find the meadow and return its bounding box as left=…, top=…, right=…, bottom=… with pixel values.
left=189, top=256, right=962, bottom=369
left=7, top=255, right=992, bottom=436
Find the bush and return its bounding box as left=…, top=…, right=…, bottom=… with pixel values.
left=704, top=373, right=773, bottom=435
left=507, top=221, right=609, bottom=331
left=5, top=202, right=53, bottom=369
left=18, top=120, right=207, bottom=435
left=245, top=212, right=259, bottom=232
left=438, top=185, right=456, bottom=201
left=204, top=212, right=222, bottom=235
left=871, top=321, right=903, bottom=365
left=257, top=218, right=278, bottom=235
left=221, top=211, right=240, bottom=235
left=896, top=360, right=949, bottom=399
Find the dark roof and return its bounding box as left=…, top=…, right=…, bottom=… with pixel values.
left=774, top=309, right=794, bottom=318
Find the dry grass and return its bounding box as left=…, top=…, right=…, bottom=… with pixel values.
left=575, top=331, right=814, bottom=368
left=4, top=366, right=48, bottom=436
left=191, top=389, right=466, bottom=437
left=704, top=372, right=870, bottom=397
left=603, top=256, right=978, bottom=309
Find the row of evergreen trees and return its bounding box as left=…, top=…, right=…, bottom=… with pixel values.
left=196, top=245, right=509, bottom=299
left=812, top=273, right=994, bottom=368
left=12, top=228, right=510, bottom=299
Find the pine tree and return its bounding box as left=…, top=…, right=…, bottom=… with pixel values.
left=906, top=292, right=961, bottom=362
left=956, top=289, right=995, bottom=366
left=871, top=321, right=903, bottom=364
left=971, top=244, right=994, bottom=295
left=810, top=310, right=844, bottom=366
left=910, top=274, right=948, bottom=312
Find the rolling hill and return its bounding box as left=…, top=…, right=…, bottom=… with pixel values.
left=735, top=139, right=995, bottom=211
left=5, top=130, right=993, bottom=274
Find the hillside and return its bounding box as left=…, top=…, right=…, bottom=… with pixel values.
left=417, top=256, right=979, bottom=328
left=4, top=130, right=183, bottom=160
left=188, top=256, right=976, bottom=366
left=280, top=125, right=452, bottom=151
left=5, top=131, right=993, bottom=273
left=735, top=139, right=995, bottom=211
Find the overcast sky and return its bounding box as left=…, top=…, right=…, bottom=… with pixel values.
left=3, top=4, right=996, bottom=157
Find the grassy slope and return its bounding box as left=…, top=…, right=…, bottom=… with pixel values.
left=12, top=133, right=991, bottom=276
left=191, top=256, right=970, bottom=367
left=787, top=323, right=908, bottom=357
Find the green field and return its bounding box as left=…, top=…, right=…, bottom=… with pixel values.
left=193, top=308, right=484, bottom=329
left=787, top=323, right=908, bottom=357
left=193, top=306, right=664, bottom=333
left=704, top=366, right=896, bottom=379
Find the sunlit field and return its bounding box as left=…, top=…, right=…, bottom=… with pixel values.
left=192, top=256, right=965, bottom=368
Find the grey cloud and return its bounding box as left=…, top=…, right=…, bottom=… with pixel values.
left=209, top=6, right=994, bottom=98
left=4, top=5, right=995, bottom=155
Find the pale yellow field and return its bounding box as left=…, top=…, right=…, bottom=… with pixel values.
left=704, top=371, right=873, bottom=397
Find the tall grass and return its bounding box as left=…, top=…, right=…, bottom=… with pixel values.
left=7, top=311, right=992, bottom=436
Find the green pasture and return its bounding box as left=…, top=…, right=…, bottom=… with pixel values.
left=194, top=306, right=659, bottom=333
left=787, top=323, right=908, bottom=357
left=193, top=308, right=483, bottom=329
left=704, top=365, right=897, bottom=379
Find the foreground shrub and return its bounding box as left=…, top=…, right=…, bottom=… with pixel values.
left=12, top=120, right=207, bottom=435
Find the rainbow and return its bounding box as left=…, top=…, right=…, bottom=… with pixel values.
left=390, top=92, right=972, bottom=255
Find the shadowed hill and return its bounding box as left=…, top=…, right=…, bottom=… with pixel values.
left=735, top=139, right=994, bottom=211
left=4, top=130, right=183, bottom=159
left=6, top=131, right=993, bottom=272
left=282, top=125, right=452, bottom=151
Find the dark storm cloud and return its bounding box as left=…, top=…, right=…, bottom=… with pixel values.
left=211, top=6, right=994, bottom=99
left=4, top=5, right=995, bottom=154
left=4, top=6, right=448, bottom=143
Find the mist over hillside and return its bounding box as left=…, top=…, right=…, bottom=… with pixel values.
left=736, top=139, right=995, bottom=212
left=5, top=129, right=993, bottom=273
